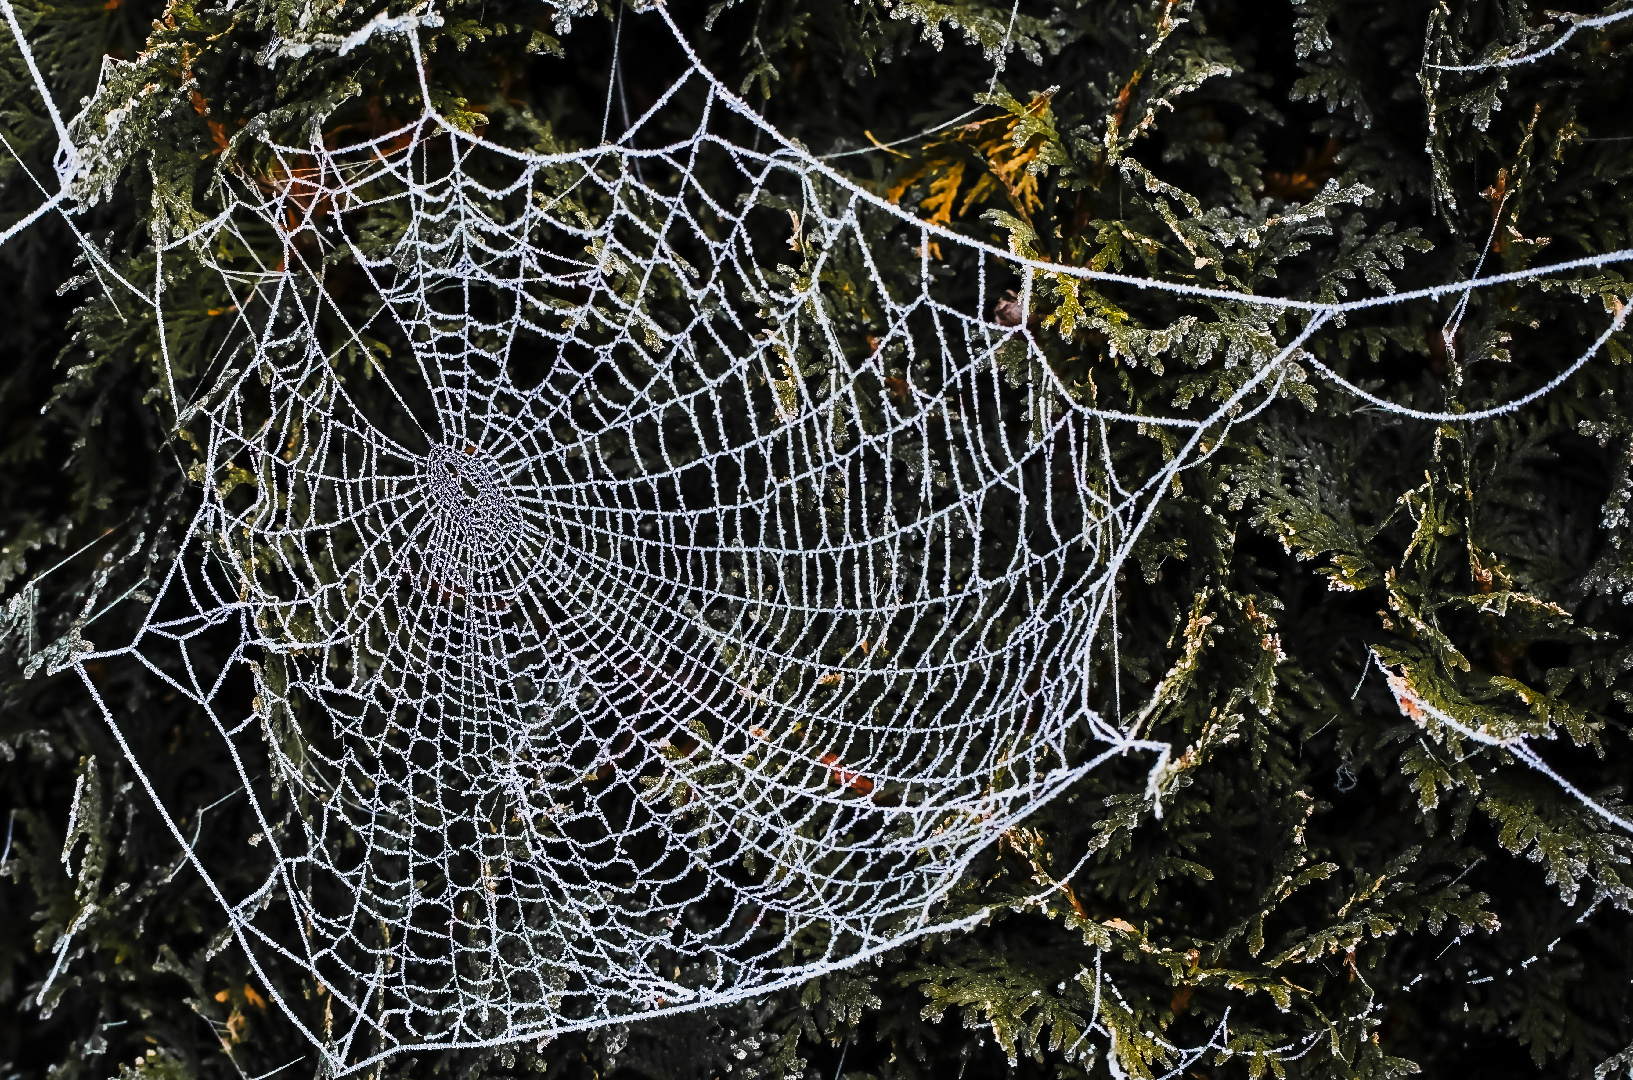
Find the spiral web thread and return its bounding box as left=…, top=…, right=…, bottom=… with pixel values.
left=3, top=4, right=1633, bottom=1074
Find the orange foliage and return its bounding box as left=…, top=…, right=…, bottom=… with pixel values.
left=885, top=90, right=1058, bottom=228
left=1263, top=137, right=1342, bottom=201
left=818, top=752, right=874, bottom=795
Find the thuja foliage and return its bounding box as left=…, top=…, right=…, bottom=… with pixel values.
left=1, top=0, right=1631, bottom=1078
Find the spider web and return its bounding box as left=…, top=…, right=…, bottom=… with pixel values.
left=4, top=2, right=1632, bottom=1074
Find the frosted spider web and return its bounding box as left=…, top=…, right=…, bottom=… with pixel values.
left=3, top=1, right=1633, bottom=1074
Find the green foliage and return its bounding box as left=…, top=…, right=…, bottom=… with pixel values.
left=3, top=0, right=1632, bottom=1077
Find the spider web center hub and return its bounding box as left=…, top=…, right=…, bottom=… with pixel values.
left=418, top=440, right=531, bottom=599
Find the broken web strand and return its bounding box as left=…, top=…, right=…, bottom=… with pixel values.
left=0, top=2, right=1630, bottom=1073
